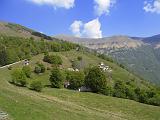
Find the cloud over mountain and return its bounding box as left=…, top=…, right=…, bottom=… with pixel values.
left=70, top=18, right=102, bottom=38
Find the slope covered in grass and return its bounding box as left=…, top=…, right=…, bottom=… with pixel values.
left=0, top=50, right=160, bottom=120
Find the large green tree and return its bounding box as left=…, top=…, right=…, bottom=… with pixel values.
left=66, top=71, right=85, bottom=89
left=85, top=66, right=107, bottom=92
left=49, top=67, right=64, bottom=88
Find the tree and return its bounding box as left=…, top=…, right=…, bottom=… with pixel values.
left=125, top=86, right=136, bottom=100
left=135, top=88, right=148, bottom=103
left=22, top=66, right=31, bottom=78
left=29, top=80, right=43, bottom=92
left=85, top=66, right=107, bottom=93
left=11, top=69, right=27, bottom=87
left=0, top=46, right=7, bottom=66
left=49, top=67, right=64, bottom=88
left=66, top=71, right=85, bottom=89
left=113, top=80, right=126, bottom=98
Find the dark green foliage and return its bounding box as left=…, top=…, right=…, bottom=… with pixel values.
left=43, top=54, right=62, bottom=65
left=85, top=66, right=107, bottom=93
left=113, top=80, right=126, bottom=98
left=66, top=71, right=85, bottom=89
left=99, top=85, right=113, bottom=96
left=97, top=54, right=114, bottom=63
left=31, top=32, right=52, bottom=40
left=22, top=66, right=31, bottom=78
left=29, top=80, right=43, bottom=92
left=71, top=60, right=85, bottom=70
left=34, top=66, right=41, bottom=74
left=11, top=69, right=27, bottom=87
left=77, top=56, right=82, bottom=61
left=125, top=86, right=136, bottom=100
left=148, top=94, right=160, bottom=106
left=49, top=67, right=64, bottom=88
left=0, top=35, right=76, bottom=66
left=34, top=63, right=45, bottom=74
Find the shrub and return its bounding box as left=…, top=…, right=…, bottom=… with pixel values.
left=85, top=66, right=107, bottom=93
left=135, top=88, right=148, bottom=103
left=30, top=80, right=43, bottom=92
left=34, top=63, right=45, bottom=74
left=100, top=85, right=113, bottom=96
left=22, top=66, right=31, bottom=78
left=148, top=94, right=160, bottom=106
left=38, top=63, right=45, bottom=73
left=77, top=56, right=82, bottom=61
left=34, top=66, right=41, bottom=74
left=49, top=67, right=64, bottom=88
left=43, top=55, right=62, bottom=65
left=113, top=80, right=126, bottom=98
left=11, top=69, right=27, bottom=87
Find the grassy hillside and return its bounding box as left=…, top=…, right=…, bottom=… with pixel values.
left=0, top=50, right=160, bottom=120
left=0, top=22, right=54, bottom=40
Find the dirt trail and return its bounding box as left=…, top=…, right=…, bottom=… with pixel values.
left=0, top=60, right=25, bottom=69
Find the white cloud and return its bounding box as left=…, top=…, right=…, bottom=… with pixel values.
left=28, top=0, right=75, bottom=9
left=70, top=21, right=83, bottom=37
left=144, top=0, right=160, bottom=14
left=70, top=18, right=102, bottom=38
left=94, top=0, right=116, bottom=16
left=82, top=18, right=102, bottom=38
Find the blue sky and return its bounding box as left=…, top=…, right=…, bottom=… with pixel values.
left=0, top=0, right=160, bottom=38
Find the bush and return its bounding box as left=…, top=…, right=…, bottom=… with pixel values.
left=113, top=80, right=126, bottom=98
left=43, top=55, right=62, bottom=65
left=38, top=63, right=45, bottom=73
left=148, top=94, right=160, bottom=106
left=30, top=80, right=43, bottom=92
left=77, top=56, right=82, bottom=61
left=22, top=66, right=31, bottom=78
left=100, top=85, right=113, bottom=96
left=49, top=67, right=64, bottom=88
left=66, top=71, right=85, bottom=89
left=11, top=69, right=27, bottom=87
left=34, top=63, right=45, bottom=74
left=135, top=88, right=148, bottom=103
left=34, top=66, right=41, bottom=74
left=85, top=66, right=107, bottom=93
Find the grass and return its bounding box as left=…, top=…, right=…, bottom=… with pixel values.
left=0, top=50, right=160, bottom=120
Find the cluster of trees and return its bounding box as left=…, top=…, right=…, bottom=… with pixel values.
left=11, top=66, right=43, bottom=92
left=49, top=66, right=160, bottom=106
left=43, top=54, right=62, bottom=65
left=0, top=35, right=76, bottom=66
